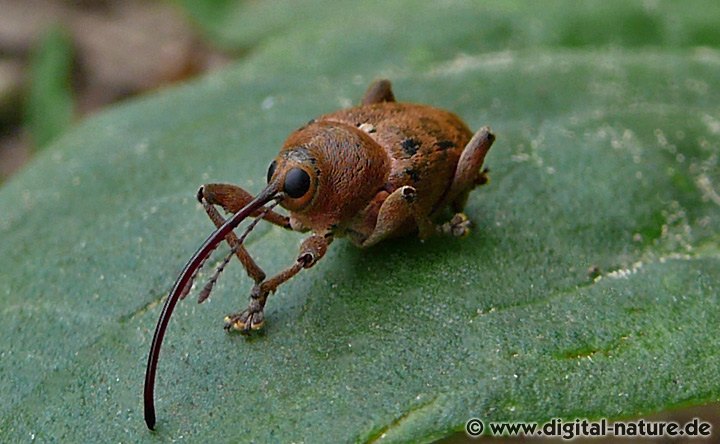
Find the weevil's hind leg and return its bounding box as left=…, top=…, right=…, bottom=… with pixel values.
left=198, top=183, right=291, bottom=284
left=224, top=234, right=332, bottom=333
left=362, top=79, right=396, bottom=105
left=447, top=127, right=495, bottom=212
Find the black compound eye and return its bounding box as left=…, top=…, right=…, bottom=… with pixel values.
left=266, top=160, right=277, bottom=183
left=283, top=168, right=311, bottom=198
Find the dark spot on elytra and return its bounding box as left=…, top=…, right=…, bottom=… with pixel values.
left=404, top=167, right=420, bottom=183
left=436, top=140, right=456, bottom=150
left=401, top=138, right=421, bottom=156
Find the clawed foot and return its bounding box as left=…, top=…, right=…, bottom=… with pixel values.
left=477, top=167, right=490, bottom=186
left=224, top=299, right=265, bottom=333
left=439, top=213, right=472, bottom=237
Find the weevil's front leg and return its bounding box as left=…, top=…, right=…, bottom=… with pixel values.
left=197, top=183, right=291, bottom=285
left=199, top=183, right=291, bottom=229
left=362, top=79, right=396, bottom=105
left=224, top=233, right=332, bottom=333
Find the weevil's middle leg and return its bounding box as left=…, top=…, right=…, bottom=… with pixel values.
left=361, top=186, right=473, bottom=247
left=224, top=233, right=332, bottom=333
left=437, top=213, right=472, bottom=237
left=361, top=186, right=429, bottom=247
left=198, top=183, right=291, bottom=284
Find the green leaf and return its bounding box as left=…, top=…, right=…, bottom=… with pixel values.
left=1, top=1, right=719, bottom=442
left=25, top=26, right=75, bottom=150
left=169, top=0, right=242, bottom=49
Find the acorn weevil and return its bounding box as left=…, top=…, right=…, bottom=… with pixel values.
left=144, top=79, right=495, bottom=429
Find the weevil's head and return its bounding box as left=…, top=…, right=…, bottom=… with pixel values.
left=267, top=121, right=389, bottom=231
left=265, top=147, right=317, bottom=212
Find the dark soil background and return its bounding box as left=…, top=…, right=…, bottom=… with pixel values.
left=0, top=0, right=228, bottom=180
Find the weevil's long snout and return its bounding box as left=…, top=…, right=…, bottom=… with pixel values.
left=144, top=183, right=281, bottom=430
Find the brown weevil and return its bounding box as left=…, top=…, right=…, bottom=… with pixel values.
left=144, top=79, right=495, bottom=429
